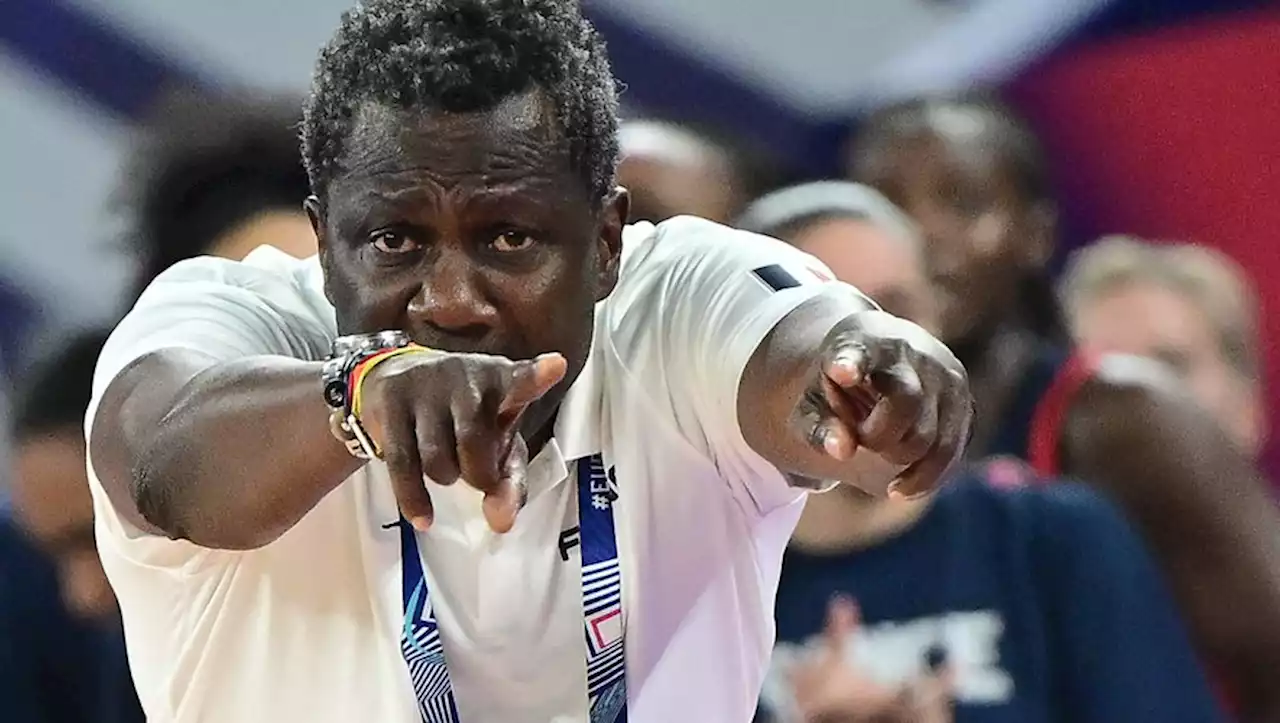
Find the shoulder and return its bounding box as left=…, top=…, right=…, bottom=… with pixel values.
left=137, top=247, right=330, bottom=321
left=94, top=249, right=334, bottom=416
left=618, top=216, right=753, bottom=266
left=614, top=216, right=826, bottom=290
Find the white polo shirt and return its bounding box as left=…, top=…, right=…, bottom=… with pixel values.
left=87, top=216, right=839, bottom=723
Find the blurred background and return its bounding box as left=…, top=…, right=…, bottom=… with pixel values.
left=2, top=1, right=1280, bottom=721
left=2, top=0, right=1278, bottom=468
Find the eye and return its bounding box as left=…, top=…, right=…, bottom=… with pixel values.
left=490, top=230, right=538, bottom=253
left=369, top=229, right=421, bottom=254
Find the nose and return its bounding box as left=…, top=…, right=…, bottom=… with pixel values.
left=406, top=248, right=499, bottom=344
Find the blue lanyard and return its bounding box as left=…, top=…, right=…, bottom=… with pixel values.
left=398, top=454, right=628, bottom=722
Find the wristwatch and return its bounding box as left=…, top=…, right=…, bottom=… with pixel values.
left=322, top=331, right=414, bottom=459
left=321, top=330, right=413, bottom=415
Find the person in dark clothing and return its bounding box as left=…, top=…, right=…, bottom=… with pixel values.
left=1, top=330, right=143, bottom=723
left=741, top=181, right=1223, bottom=723
left=1, top=89, right=319, bottom=723
left=847, top=94, right=1280, bottom=720
left=763, top=466, right=1224, bottom=723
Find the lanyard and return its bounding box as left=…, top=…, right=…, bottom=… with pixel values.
left=398, top=454, right=628, bottom=722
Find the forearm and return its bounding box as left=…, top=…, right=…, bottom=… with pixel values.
left=96, top=351, right=361, bottom=550
left=739, top=291, right=883, bottom=487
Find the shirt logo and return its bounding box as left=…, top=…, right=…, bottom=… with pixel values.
left=558, top=526, right=581, bottom=561
left=752, top=263, right=832, bottom=292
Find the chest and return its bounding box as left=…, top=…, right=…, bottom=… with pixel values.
left=417, top=478, right=587, bottom=650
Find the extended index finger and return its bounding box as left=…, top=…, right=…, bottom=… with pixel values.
left=498, top=353, right=568, bottom=419
left=822, top=336, right=873, bottom=390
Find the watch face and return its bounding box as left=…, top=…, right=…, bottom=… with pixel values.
left=324, top=380, right=347, bottom=409
left=324, top=332, right=411, bottom=410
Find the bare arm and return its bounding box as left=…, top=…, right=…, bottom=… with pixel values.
left=89, top=349, right=360, bottom=550
left=1062, top=357, right=1280, bottom=722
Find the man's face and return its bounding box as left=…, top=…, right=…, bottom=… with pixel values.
left=310, top=93, right=625, bottom=434
left=11, top=430, right=116, bottom=620
left=1073, top=280, right=1263, bottom=455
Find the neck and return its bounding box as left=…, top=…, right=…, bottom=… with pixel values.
left=790, top=486, right=931, bottom=554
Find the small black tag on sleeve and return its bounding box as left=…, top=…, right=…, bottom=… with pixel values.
left=751, top=264, right=801, bottom=292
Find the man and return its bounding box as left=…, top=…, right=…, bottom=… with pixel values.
left=87, top=2, right=972, bottom=723
left=3, top=330, right=143, bottom=723
left=739, top=183, right=1222, bottom=723
left=617, top=119, right=745, bottom=223
left=1061, top=236, right=1265, bottom=458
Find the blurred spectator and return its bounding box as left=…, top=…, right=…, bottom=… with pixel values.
left=847, top=92, right=1280, bottom=720
left=743, top=182, right=1221, bottom=723
left=0, top=278, right=37, bottom=379
left=764, top=471, right=1223, bottom=723
left=116, top=90, right=316, bottom=301
left=0, top=90, right=317, bottom=723
left=1062, top=236, right=1265, bottom=457
left=618, top=119, right=745, bottom=223
left=2, top=329, right=143, bottom=723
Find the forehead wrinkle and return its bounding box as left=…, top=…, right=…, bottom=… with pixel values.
left=339, top=169, right=560, bottom=207
left=339, top=91, right=564, bottom=174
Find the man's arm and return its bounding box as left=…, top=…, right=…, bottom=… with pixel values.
left=1033, top=482, right=1226, bottom=723
left=87, top=259, right=355, bottom=551
left=90, top=351, right=358, bottom=550
left=1062, top=356, right=1280, bottom=722
left=617, top=218, right=969, bottom=511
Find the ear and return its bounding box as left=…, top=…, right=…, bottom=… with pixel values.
left=1017, top=200, right=1058, bottom=271
left=304, top=195, right=336, bottom=304
left=595, top=186, right=629, bottom=302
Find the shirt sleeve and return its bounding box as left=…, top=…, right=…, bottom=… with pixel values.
left=91, top=250, right=333, bottom=417
left=86, top=249, right=334, bottom=566
left=1032, top=482, right=1226, bottom=723
left=603, top=216, right=846, bottom=514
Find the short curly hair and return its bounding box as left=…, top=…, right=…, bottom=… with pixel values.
left=302, top=0, right=620, bottom=205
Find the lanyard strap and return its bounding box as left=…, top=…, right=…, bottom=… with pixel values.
left=398, top=454, right=627, bottom=723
